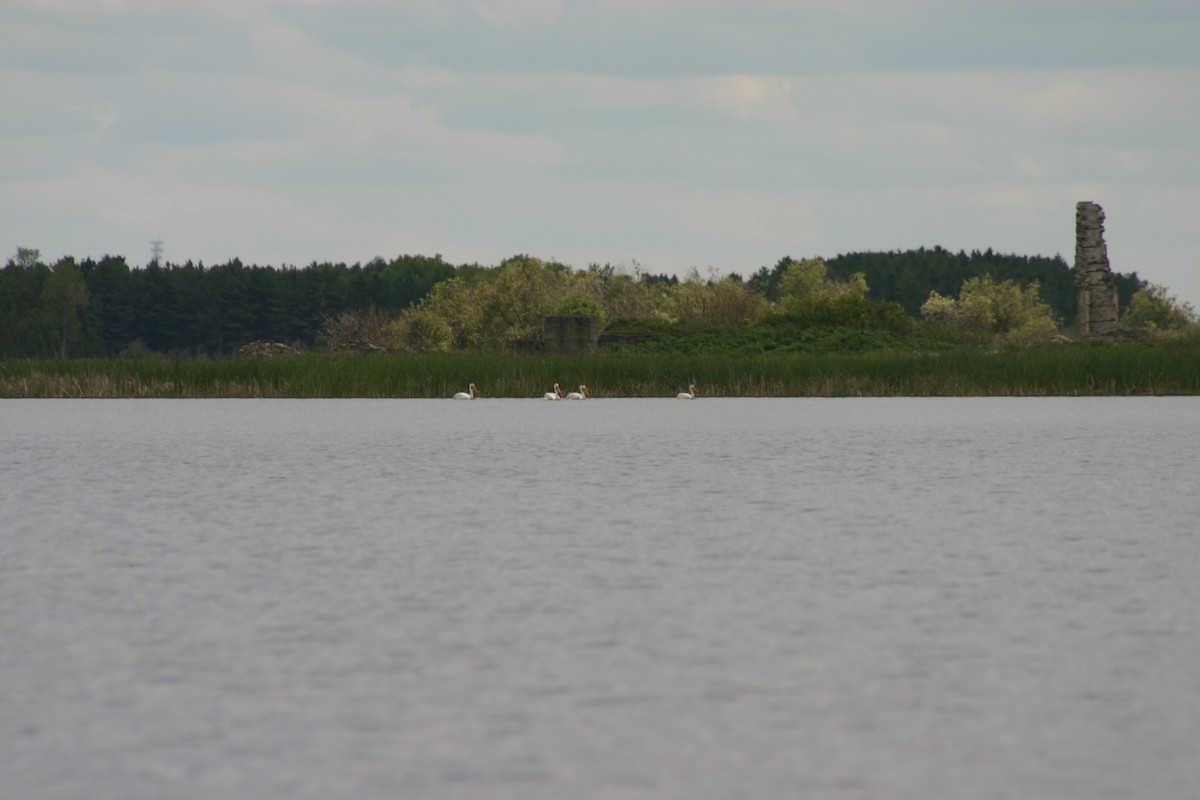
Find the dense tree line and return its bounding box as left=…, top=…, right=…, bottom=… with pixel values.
left=748, top=246, right=1144, bottom=322
left=2, top=246, right=1151, bottom=358
left=1, top=252, right=455, bottom=358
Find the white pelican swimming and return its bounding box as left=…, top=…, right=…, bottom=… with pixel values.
left=453, top=382, right=480, bottom=399
left=565, top=384, right=592, bottom=400
left=676, top=383, right=698, bottom=399
left=544, top=383, right=565, bottom=400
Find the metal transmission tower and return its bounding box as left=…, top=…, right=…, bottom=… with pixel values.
left=150, top=238, right=164, bottom=266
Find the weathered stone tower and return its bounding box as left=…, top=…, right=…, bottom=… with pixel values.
left=1074, top=201, right=1119, bottom=338
left=543, top=315, right=599, bottom=353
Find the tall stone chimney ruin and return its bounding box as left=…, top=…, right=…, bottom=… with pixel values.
left=1074, top=201, right=1119, bottom=338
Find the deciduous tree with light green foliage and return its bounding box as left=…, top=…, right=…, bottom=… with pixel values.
left=705, top=275, right=768, bottom=326
left=598, top=261, right=677, bottom=324
left=405, top=276, right=485, bottom=349
left=13, top=247, right=42, bottom=270
left=778, top=258, right=868, bottom=307
left=662, top=269, right=766, bottom=327
left=42, top=257, right=90, bottom=358
left=1120, top=283, right=1197, bottom=334
left=392, top=256, right=603, bottom=350
left=399, top=308, right=454, bottom=352
left=920, top=274, right=1057, bottom=341
left=381, top=259, right=767, bottom=350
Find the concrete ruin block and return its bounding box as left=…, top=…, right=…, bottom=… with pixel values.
left=543, top=315, right=599, bottom=353
left=1074, top=201, right=1119, bottom=338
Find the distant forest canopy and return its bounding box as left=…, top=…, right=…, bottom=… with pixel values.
left=765, top=246, right=1144, bottom=319
left=2, top=247, right=1146, bottom=358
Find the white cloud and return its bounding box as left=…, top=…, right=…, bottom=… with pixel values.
left=692, top=74, right=798, bottom=122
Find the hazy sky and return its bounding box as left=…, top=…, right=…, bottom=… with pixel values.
left=3, top=0, right=1198, bottom=307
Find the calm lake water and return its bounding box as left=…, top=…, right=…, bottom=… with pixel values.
left=3, top=398, right=1199, bottom=799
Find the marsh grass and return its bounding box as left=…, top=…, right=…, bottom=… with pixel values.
left=2, top=340, right=1198, bottom=398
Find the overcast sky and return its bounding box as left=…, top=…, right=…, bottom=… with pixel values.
left=3, top=0, right=1198, bottom=307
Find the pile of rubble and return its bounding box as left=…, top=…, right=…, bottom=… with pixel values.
left=237, top=341, right=299, bottom=357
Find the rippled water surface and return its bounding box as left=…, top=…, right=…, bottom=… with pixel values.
left=3, top=398, right=1199, bottom=799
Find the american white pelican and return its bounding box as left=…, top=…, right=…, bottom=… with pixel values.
left=565, top=384, right=592, bottom=399
left=544, top=383, right=565, bottom=400
left=453, top=382, right=480, bottom=399
left=677, top=383, right=698, bottom=399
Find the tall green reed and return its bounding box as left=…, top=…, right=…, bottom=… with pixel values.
left=2, top=341, right=1198, bottom=398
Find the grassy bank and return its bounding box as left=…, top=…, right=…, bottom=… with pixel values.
left=3, top=339, right=1199, bottom=398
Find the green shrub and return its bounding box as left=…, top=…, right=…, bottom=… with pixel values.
left=1120, top=283, right=1198, bottom=334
